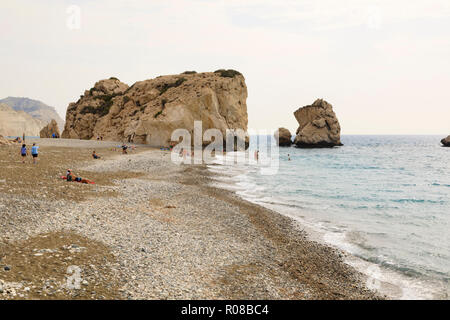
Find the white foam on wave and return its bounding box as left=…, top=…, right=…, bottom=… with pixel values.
left=343, top=252, right=446, bottom=299
left=206, top=155, right=449, bottom=300
left=265, top=199, right=447, bottom=300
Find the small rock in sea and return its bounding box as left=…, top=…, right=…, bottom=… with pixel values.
left=441, top=135, right=450, bottom=147
left=274, top=128, right=293, bottom=147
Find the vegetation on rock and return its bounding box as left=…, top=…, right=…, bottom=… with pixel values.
left=214, top=69, right=242, bottom=78
left=157, top=78, right=187, bottom=95
left=154, top=110, right=163, bottom=118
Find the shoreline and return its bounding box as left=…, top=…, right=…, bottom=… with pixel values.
left=214, top=181, right=438, bottom=300
left=197, top=169, right=382, bottom=299
left=0, top=139, right=380, bottom=299
left=207, top=149, right=448, bottom=300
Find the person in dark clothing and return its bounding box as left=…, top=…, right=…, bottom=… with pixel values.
left=66, top=169, right=94, bottom=184
left=92, top=151, right=100, bottom=159
left=20, top=144, right=28, bottom=163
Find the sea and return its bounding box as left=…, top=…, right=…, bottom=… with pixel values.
left=208, top=135, right=450, bottom=300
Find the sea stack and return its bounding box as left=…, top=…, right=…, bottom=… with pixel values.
left=293, top=99, right=343, bottom=148
left=274, top=128, right=292, bottom=146
left=40, top=119, right=60, bottom=138
left=441, top=135, right=450, bottom=147
left=62, top=70, right=248, bottom=148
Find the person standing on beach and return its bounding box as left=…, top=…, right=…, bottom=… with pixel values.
left=254, top=150, right=259, bottom=162
left=20, top=144, right=28, bottom=163
left=31, top=143, right=39, bottom=164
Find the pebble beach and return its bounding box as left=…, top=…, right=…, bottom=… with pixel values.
left=0, top=138, right=381, bottom=300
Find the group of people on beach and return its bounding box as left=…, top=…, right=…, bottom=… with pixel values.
left=16, top=141, right=98, bottom=184
left=65, top=169, right=94, bottom=184
left=112, top=144, right=136, bottom=154
left=20, top=143, right=39, bottom=164
left=15, top=136, right=140, bottom=185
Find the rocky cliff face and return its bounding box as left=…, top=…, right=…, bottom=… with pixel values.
left=441, top=135, right=450, bottom=147
left=62, top=71, right=248, bottom=147
left=0, top=103, right=46, bottom=137
left=293, top=99, right=342, bottom=148
left=274, top=128, right=292, bottom=146
left=0, top=97, right=64, bottom=130
left=40, top=119, right=60, bottom=138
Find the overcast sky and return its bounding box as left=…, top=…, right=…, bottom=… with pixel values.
left=1, top=0, right=449, bottom=134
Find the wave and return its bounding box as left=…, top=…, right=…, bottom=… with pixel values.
left=207, top=136, right=450, bottom=299
left=431, top=183, right=450, bottom=187
left=392, top=199, right=445, bottom=204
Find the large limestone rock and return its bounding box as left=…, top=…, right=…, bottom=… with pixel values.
left=40, top=119, right=60, bottom=138
left=293, top=99, right=343, bottom=148
left=0, top=103, right=46, bottom=137
left=62, top=71, right=248, bottom=148
left=274, top=128, right=292, bottom=146
left=441, top=135, right=450, bottom=147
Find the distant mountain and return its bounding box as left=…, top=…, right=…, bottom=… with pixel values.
left=0, top=103, right=46, bottom=137
left=0, top=96, right=64, bottom=129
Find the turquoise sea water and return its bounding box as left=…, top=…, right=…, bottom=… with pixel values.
left=209, top=135, right=449, bottom=299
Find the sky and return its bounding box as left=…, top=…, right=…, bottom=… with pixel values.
left=1, top=0, right=449, bottom=134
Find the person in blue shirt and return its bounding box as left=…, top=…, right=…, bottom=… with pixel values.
left=31, top=143, right=39, bottom=164
left=20, top=144, right=28, bottom=163
left=92, top=150, right=101, bottom=159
